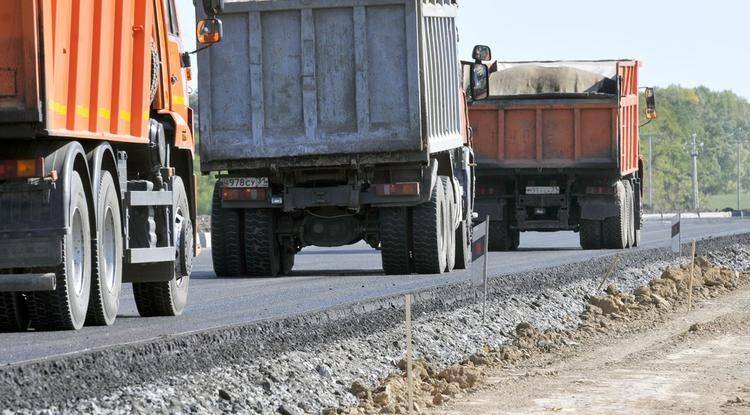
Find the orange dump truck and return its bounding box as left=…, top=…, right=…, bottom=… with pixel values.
left=0, top=0, right=224, bottom=331
left=468, top=60, right=656, bottom=251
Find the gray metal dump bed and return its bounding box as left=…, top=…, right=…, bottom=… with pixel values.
left=198, top=0, right=462, bottom=171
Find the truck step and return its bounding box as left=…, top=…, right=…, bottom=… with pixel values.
left=126, top=247, right=175, bottom=264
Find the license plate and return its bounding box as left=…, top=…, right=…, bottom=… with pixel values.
left=526, top=186, right=559, bottom=195
left=221, top=177, right=269, bottom=188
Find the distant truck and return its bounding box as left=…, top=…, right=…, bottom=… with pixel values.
left=0, top=0, right=224, bottom=330
left=199, top=0, right=490, bottom=277
left=467, top=60, right=656, bottom=250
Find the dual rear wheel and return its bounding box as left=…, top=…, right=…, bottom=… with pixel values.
left=380, top=176, right=469, bottom=275
left=579, top=180, right=640, bottom=250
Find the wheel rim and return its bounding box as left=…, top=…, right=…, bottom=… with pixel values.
left=71, top=208, right=86, bottom=296
left=102, top=206, right=117, bottom=292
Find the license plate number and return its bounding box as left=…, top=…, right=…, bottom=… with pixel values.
left=526, top=186, right=559, bottom=195
left=222, top=177, right=269, bottom=188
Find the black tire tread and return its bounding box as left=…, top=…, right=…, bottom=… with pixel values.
left=412, top=182, right=446, bottom=275
left=580, top=219, right=603, bottom=250
left=244, top=209, right=280, bottom=278
left=380, top=208, right=412, bottom=275
left=211, top=183, right=245, bottom=277
left=603, top=182, right=627, bottom=249
left=86, top=171, right=121, bottom=326
left=0, top=293, right=29, bottom=332
left=27, top=244, right=78, bottom=331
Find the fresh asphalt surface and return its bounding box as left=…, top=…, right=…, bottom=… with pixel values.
left=1, top=218, right=749, bottom=365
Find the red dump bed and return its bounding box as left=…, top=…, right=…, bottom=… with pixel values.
left=470, top=60, right=641, bottom=176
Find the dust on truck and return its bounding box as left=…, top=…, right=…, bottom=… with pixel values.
left=0, top=0, right=224, bottom=331
left=468, top=60, right=656, bottom=250
left=200, top=0, right=483, bottom=277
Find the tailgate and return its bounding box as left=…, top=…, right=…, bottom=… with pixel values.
left=198, top=0, right=423, bottom=164
left=470, top=98, right=618, bottom=169
left=0, top=0, right=42, bottom=124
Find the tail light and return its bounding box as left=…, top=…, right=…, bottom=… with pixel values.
left=374, top=182, right=420, bottom=197
left=586, top=186, right=615, bottom=195
left=0, top=158, right=44, bottom=180
left=222, top=188, right=268, bottom=201
left=477, top=184, right=496, bottom=196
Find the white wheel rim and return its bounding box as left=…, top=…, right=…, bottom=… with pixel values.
left=71, top=208, right=86, bottom=296
left=102, top=206, right=117, bottom=291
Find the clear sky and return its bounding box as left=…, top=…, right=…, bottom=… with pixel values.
left=177, top=0, right=750, bottom=100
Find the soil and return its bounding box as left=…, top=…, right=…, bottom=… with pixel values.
left=429, top=263, right=750, bottom=415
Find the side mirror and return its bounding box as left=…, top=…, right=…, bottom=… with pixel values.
left=202, top=0, right=224, bottom=17
left=472, top=45, right=492, bottom=62
left=470, top=63, right=490, bottom=101
left=645, top=87, right=657, bottom=120
left=196, top=18, right=223, bottom=45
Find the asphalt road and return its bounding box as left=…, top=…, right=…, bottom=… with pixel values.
left=1, top=218, right=749, bottom=365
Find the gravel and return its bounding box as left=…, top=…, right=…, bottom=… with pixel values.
left=2, top=234, right=749, bottom=414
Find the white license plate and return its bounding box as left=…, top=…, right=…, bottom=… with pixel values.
left=221, top=177, right=269, bottom=188
left=526, top=186, right=559, bottom=195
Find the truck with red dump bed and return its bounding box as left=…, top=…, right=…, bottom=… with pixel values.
left=0, top=0, right=225, bottom=331
left=467, top=60, right=656, bottom=250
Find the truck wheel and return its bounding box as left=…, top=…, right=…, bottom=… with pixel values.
left=133, top=177, right=192, bottom=317
left=380, top=207, right=413, bottom=275
left=244, top=209, right=281, bottom=277
left=633, top=186, right=642, bottom=248
left=454, top=220, right=472, bottom=270
left=488, top=221, right=512, bottom=251
left=412, top=181, right=447, bottom=274
left=441, top=177, right=456, bottom=273
left=580, top=220, right=603, bottom=249
left=603, top=182, right=628, bottom=249
left=624, top=181, right=635, bottom=248
left=86, top=171, right=123, bottom=326
left=27, top=171, right=92, bottom=331
left=211, top=182, right=246, bottom=277
left=0, top=293, right=29, bottom=332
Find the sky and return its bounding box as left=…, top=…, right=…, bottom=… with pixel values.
left=177, top=0, right=750, bottom=100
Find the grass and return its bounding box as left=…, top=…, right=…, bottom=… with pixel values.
left=703, top=193, right=750, bottom=211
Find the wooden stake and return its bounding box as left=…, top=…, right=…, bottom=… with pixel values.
left=405, top=294, right=414, bottom=415
left=597, top=255, right=621, bottom=291
left=688, top=240, right=696, bottom=313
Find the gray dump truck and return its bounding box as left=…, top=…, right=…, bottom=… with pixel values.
left=198, top=0, right=490, bottom=276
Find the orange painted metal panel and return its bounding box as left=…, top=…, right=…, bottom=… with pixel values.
left=470, top=60, right=642, bottom=175
left=0, top=0, right=194, bottom=147
left=0, top=0, right=42, bottom=121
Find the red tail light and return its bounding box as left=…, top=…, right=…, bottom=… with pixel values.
left=374, top=182, right=420, bottom=197
left=222, top=188, right=268, bottom=201
left=586, top=186, right=614, bottom=195
left=0, top=158, right=44, bottom=179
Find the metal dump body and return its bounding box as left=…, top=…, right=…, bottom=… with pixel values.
left=199, top=0, right=463, bottom=170
left=470, top=60, right=640, bottom=176
left=0, top=0, right=157, bottom=143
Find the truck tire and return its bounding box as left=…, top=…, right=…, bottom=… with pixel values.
left=211, top=183, right=246, bottom=277
left=580, top=219, right=603, bottom=249
left=0, top=293, right=29, bottom=332
left=27, top=171, right=92, bottom=331
left=380, top=207, right=413, bottom=275
left=603, top=182, right=628, bottom=249
left=412, top=181, right=447, bottom=274
left=86, top=171, right=123, bottom=326
left=454, top=219, right=471, bottom=270
left=633, top=185, right=642, bottom=248
left=488, top=221, right=512, bottom=251
left=624, top=181, right=635, bottom=248
left=133, top=177, right=192, bottom=317
left=441, top=177, right=456, bottom=273
left=244, top=209, right=281, bottom=277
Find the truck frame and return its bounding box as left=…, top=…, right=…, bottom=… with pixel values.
left=199, top=0, right=478, bottom=277
left=468, top=59, right=655, bottom=250
left=0, top=0, right=223, bottom=331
